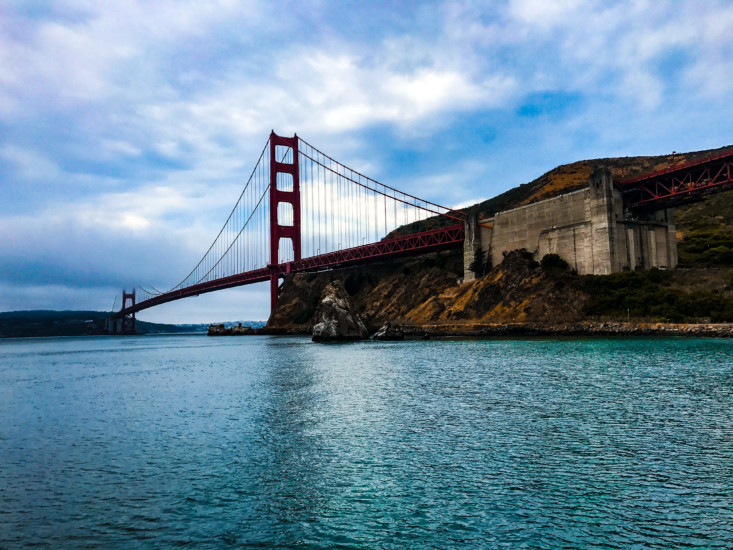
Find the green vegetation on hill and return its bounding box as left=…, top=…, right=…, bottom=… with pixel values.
left=678, top=229, right=733, bottom=266
left=675, top=189, right=733, bottom=267
left=581, top=268, right=733, bottom=323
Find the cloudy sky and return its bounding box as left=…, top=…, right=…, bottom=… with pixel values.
left=2, top=0, right=732, bottom=323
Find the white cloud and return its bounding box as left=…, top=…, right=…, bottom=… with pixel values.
left=451, top=198, right=488, bottom=211
left=101, top=140, right=142, bottom=157
left=0, top=145, right=60, bottom=181
left=508, top=0, right=589, bottom=30
left=0, top=0, right=264, bottom=116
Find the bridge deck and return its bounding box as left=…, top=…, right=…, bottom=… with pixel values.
left=621, top=149, right=733, bottom=210
left=116, top=224, right=464, bottom=316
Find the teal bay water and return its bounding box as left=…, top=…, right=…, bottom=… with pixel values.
left=1, top=335, right=732, bottom=548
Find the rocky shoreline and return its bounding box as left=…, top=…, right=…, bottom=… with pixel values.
left=400, top=322, right=733, bottom=338
left=215, top=321, right=733, bottom=339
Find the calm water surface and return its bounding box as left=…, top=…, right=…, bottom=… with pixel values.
left=1, top=335, right=732, bottom=548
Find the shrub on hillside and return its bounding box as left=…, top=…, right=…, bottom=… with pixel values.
left=541, top=253, right=569, bottom=270
left=468, top=248, right=487, bottom=278
left=678, top=228, right=733, bottom=267
left=581, top=269, right=733, bottom=322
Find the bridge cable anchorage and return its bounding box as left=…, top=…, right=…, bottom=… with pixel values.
left=121, top=132, right=469, bottom=316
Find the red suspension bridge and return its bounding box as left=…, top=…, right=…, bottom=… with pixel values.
left=111, top=132, right=467, bottom=333
left=110, top=134, right=733, bottom=334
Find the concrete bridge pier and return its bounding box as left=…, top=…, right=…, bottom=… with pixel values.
left=463, top=211, right=493, bottom=282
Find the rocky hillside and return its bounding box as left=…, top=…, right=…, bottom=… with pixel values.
left=268, top=250, right=589, bottom=333
left=267, top=251, right=465, bottom=333
left=268, top=248, right=733, bottom=333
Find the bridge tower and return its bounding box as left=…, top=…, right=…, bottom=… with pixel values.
left=268, top=132, right=301, bottom=310
left=121, top=289, right=136, bottom=334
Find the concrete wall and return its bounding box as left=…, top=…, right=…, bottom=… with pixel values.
left=488, top=187, right=591, bottom=271
left=464, top=168, right=678, bottom=278
left=463, top=212, right=495, bottom=281
left=621, top=209, right=677, bottom=270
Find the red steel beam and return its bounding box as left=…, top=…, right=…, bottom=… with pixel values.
left=621, top=150, right=733, bottom=210
left=115, top=224, right=465, bottom=316
left=289, top=223, right=464, bottom=272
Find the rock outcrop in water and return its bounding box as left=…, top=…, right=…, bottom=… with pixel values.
left=208, top=323, right=255, bottom=336
left=311, top=281, right=369, bottom=342
left=372, top=322, right=405, bottom=341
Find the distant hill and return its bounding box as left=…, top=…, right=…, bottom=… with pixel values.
left=0, top=310, right=205, bottom=338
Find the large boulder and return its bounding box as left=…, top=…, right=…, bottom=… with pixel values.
left=372, top=322, right=405, bottom=341
left=312, top=281, right=369, bottom=342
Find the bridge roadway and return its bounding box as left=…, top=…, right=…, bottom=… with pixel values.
left=115, top=224, right=464, bottom=316
left=621, top=149, right=733, bottom=209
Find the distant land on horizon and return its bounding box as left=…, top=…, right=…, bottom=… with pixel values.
left=0, top=310, right=266, bottom=338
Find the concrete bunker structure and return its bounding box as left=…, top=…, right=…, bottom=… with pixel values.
left=464, top=168, right=678, bottom=280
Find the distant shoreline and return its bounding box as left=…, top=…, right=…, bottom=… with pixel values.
left=0, top=331, right=210, bottom=340
left=0, top=310, right=266, bottom=339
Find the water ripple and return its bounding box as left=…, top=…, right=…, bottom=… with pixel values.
left=0, top=336, right=731, bottom=548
